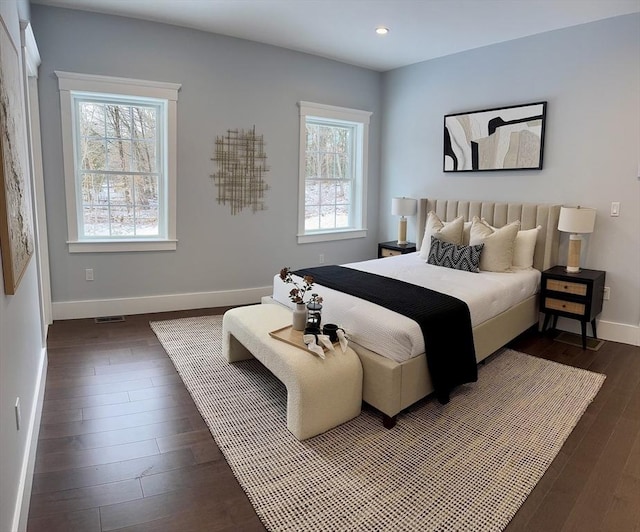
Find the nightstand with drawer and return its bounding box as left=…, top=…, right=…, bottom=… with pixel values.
left=540, top=266, right=606, bottom=349
left=378, top=241, right=416, bottom=258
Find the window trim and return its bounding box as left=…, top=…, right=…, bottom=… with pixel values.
left=56, top=71, right=181, bottom=253
left=297, top=101, right=371, bottom=244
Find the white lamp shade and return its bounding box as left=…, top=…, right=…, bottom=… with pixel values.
left=391, top=197, right=417, bottom=217
left=558, top=206, right=596, bottom=234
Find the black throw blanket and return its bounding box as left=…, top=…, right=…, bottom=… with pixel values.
left=295, top=265, right=477, bottom=403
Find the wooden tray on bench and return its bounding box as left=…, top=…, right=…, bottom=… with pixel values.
left=269, top=325, right=335, bottom=354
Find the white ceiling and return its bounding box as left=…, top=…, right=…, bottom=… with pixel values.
left=31, top=0, right=640, bottom=71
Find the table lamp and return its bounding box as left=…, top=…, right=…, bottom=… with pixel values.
left=391, top=197, right=417, bottom=245
left=557, top=206, right=596, bottom=273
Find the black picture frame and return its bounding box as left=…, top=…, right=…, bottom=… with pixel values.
left=443, top=101, right=547, bottom=172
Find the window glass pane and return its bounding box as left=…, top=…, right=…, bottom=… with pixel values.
left=305, top=205, right=320, bottom=231
left=318, top=126, right=333, bottom=151
left=337, top=154, right=350, bottom=179
left=134, top=175, right=158, bottom=206
left=132, top=106, right=156, bottom=139
left=106, top=139, right=132, bottom=171
left=335, top=205, right=350, bottom=228
left=134, top=176, right=159, bottom=236
left=320, top=154, right=334, bottom=179
left=132, top=140, right=156, bottom=172
left=78, top=102, right=105, bottom=138
left=306, top=152, right=318, bottom=179
left=319, top=205, right=335, bottom=229
left=108, top=175, right=133, bottom=206
left=319, top=180, right=336, bottom=206
left=305, top=181, right=320, bottom=206
left=334, top=127, right=351, bottom=154
left=81, top=173, right=108, bottom=205
left=110, top=211, right=135, bottom=236
left=81, top=139, right=106, bottom=170
left=105, top=105, right=132, bottom=139
left=336, top=181, right=351, bottom=205
left=306, top=124, right=319, bottom=152
left=83, top=206, right=110, bottom=236
left=135, top=206, right=159, bottom=236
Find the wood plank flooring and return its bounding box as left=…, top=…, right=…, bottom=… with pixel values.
left=27, top=308, right=640, bottom=531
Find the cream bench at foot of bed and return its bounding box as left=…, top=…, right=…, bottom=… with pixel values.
left=222, top=304, right=363, bottom=440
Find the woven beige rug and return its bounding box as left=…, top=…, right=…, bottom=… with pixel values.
left=151, top=315, right=605, bottom=532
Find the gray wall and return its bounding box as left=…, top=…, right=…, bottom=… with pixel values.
left=380, top=14, right=640, bottom=329
left=29, top=6, right=640, bottom=332
left=0, top=1, right=46, bottom=530
left=31, top=5, right=382, bottom=304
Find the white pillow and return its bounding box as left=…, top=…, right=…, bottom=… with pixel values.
left=482, top=218, right=542, bottom=270
left=462, top=221, right=472, bottom=245
left=469, top=217, right=520, bottom=272
left=419, top=212, right=464, bottom=258
left=512, top=226, right=542, bottom=269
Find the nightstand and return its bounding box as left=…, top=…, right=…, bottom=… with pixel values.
left=378, top=241, right=416, bottom=258
left=540, top=266, right=606, bottom=349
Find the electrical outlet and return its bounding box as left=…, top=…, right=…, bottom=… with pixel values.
left=603, top=286, right=610, bottom=300
left=85, top=268, right=94, bottom=281
left=15, top=398, right=21, bottom=431
left=319, top=253, right=325, bottom=264
left=610, top=202, right=620, bottom=217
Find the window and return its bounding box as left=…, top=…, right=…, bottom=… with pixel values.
left=56, top=71, right=180, bottom=252
left=297, top=102, right=371, bottom=243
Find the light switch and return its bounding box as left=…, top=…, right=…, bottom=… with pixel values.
left=610, top=202, right=620, bottom=217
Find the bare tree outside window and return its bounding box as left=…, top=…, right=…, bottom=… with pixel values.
left=77, top=99, right=161, bottom=238
left=304, top=122, right=354, bottom=231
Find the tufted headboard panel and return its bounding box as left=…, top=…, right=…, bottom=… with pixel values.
left=416, top=199, right=561, bottom=272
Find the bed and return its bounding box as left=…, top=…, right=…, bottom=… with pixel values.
left=267, top=198, right=561, bottom=427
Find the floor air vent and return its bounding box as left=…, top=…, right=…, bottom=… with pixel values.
left=94, top=315, right=126, bottom=324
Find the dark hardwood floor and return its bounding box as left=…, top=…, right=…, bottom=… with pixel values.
left=27, top=308, right=640, bottom=531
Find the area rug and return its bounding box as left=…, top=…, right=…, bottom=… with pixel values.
left=150, top=315, right=605, bottom=532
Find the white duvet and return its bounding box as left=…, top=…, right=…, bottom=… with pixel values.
left=272, top=252, right=540, bottom=363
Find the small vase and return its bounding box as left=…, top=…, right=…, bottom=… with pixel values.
left=292, top=303, right=307, bottom=331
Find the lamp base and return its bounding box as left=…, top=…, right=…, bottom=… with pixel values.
left=397, top=217, right=407, bottom=245
left=566, top=234, right=582, bottom=273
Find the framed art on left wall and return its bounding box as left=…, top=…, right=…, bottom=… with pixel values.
left=0, top=18, right=34, bottom=295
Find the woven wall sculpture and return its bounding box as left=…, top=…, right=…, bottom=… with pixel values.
left=211, top=126, right=269, bottom=214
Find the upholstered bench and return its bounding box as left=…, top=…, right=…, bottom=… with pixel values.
left=222, top=304, right=363, bottom=440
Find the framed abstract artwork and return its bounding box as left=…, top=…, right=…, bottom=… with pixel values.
left=444, top=101, right=547, bottom=172
left=0, top=19, right=34, bottom=295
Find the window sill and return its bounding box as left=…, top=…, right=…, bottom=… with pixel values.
left=297, top=229, right=367, bottom=244
left=68, top=239, right=178, bottom=253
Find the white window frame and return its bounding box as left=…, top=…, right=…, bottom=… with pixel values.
left=297, top=101, right=371, bottom=244
left=56, top=71, right=181, bottom=252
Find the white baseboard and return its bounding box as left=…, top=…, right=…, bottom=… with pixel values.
left=555, top=317, right=640, bottom=347
left=13, top=348, right=47, bottom=532
left=52, top=286, right=273, bottom=320
left=53, top=290, right=640, bottom=347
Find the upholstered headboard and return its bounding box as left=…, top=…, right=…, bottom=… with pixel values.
left=416, top=199, right=561, bottom=272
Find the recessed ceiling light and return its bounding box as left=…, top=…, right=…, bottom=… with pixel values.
left=375, top=27, right=389, bottom=35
